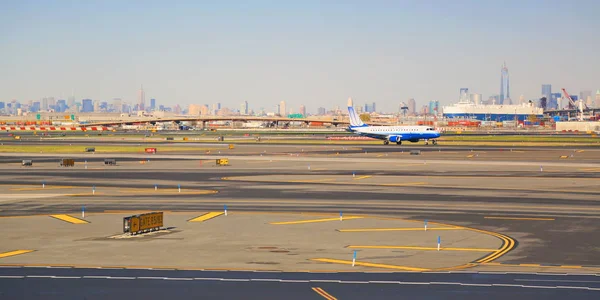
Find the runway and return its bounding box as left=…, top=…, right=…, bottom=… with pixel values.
left=1, top=142, right=600, bottom=298
left=1, top=267, right=599, bottom=299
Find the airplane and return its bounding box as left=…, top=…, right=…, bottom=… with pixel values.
left=347, top=98, right=441, bottom=145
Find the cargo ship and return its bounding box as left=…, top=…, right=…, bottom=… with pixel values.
left=442, top=100, right=544, bottom=122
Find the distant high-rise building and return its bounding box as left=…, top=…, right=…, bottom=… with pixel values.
left=299, top=105, right=306, bottom=116
left=459, top=88, right=469, bottom=103
left=150, top=98, right=156, bottom=111
left=240, top=101, right=249, bottom=115
left=137, top=85, right=145, bottom=111
left=317, top=107, right=326, bottom=115
left=542, top=84, right=552, bottom=100
left=41, top=97, right=48, bottom=111
left=499, top=62, right=510, bottom=105
left=113, top=98, right=123, bottom=113
left=188, top=104, right=202, bottom=115
left=279, top=101, right=286, bottom=116
left=470, top=93, right=482, bottom=105
left=550, top=93, right=561, bottom=110
left=201, top=105, right=209, bottom=115
left=0, top=102, right=5, bottom=110
left=82, top=99, right=94, bottom=112
left=580, top=91, right=592, bottom=104
left=408, top=98, right=416, bottom=115
left=586, top=96, right=593, bottom=108
left=428, top=100, right=439, bottom=115
left=595, top=90, right=600, bottom=108
left=56, top=99, right=67, bottom=112
left=68, top=96, right=76, bottom=108
left=93, top=100, right=100, bottom=112
left=364, top=102, right=376, bottom=113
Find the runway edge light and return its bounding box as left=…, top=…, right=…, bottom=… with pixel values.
left=82, top=205, right=85, bottom=218
left=224, top=204, right=228, bottom=216
left=437, top=236, right=441, bottom=251
left=352, top=250, right=357, bottom=267
left=425, top=219, right=428, bottom=231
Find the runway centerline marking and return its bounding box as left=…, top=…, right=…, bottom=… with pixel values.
left=311, top=258, right=429, bottom=271
left=338, top=227, right=462, bottom=232
left=484, top=216, right=555, bottom=221
left=0, top=250, right=35, bottom=259
left=312, top=287, right=338, bottom=300
left=188, top=212, right=224, bottom=222
left=347, top=245, right=498, bottom=252
left=49, top=214, right=89, bottom=224
left=270, top=216, right=363, bottom=225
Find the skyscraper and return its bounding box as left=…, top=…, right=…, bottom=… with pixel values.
left=595, top=90, right=600, bottom=108
left=279, top=101, right=286, bottom=116
left=82, top=99, right=93, bottom=112
left=188, top=104, right=201, bottom=115
left=580, top=91, right=592, bottom=107
left=317, top=107, right=326, bottom=115
left=113, top=98, right=123, bottom=113
left=299, top=105, right=306, bottom=116
left=470, top=94, right=482, bottom=105
left=408, top=98, right=416, bottom=115
left=459, top=88, right=469, bottom=103
left=137, top=85, right=145, bottom=111
left=150, top=98, right=156, bottom=111
left=240, top=101, right=249, bottom=115
left=499, top=62, right=510, bottom=105
left=542, top=84, right=551, bottom=99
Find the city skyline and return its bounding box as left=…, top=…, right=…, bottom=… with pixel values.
left=1, top=1, right=599, bottom=112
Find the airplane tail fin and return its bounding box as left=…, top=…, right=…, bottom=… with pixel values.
left=347, top=97, right=367, bottom=128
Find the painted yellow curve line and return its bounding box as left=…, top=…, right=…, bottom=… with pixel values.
left=338, top=227, right=462, bottom=232
left=270, top=216, right=363, bottom=225
left=347, top=245, right=498, bottom=252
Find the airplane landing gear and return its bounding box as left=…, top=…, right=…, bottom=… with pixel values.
left=432, top=139, right=438, bottom=145
left=383, top=140, right=389, bottom=145
left=424, top=139, right=429, bottom=146
left=396, top=141, right=402, bottom=145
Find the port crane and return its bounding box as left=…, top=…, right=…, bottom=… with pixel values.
left=561, top=88, right=587, bottom=121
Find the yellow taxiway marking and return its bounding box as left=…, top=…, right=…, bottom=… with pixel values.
left=380, top=182, right=427, bottom=187
left=188, top=212, right=224, bottom=222
left=11, top=186, right=76, bottom=191
left=484, top=216, right=555, bottom=221
left=338, top=227, right=462, bottom=232
left=312, top=287, right=338, bottom=300
left=579, top=168, right=600, bottom=172
left=353, top=175, right=372, bottom=180
left=0, top=250, right=35, bottom=259
left=270, top=216, right=363, bottom=225
left=49, top=214, right=89, bottom=224
left=311, top=258, right=429, bottom=271
left=348, top=245, right=498, bottom=252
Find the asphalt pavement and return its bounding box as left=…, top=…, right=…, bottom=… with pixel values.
left=1, top=267, right=599, bottom=300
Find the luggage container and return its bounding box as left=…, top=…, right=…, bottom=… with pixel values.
left=145, top=148, right=157, bottom=154
left=123, top=212, right=163, bottom=235
left=59, top=159, right=75, bottom=167
left=216, top=158, right=229, bottom=166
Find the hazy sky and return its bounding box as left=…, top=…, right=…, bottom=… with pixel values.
left=1, top=0, right=599, bottom=112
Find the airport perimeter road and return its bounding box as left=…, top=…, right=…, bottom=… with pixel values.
left=1, top=267, right=599, bottom=300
